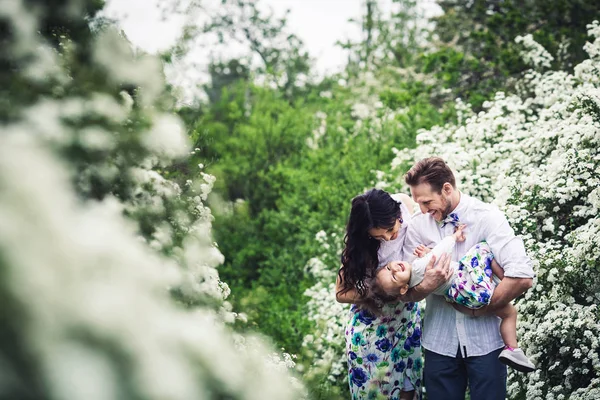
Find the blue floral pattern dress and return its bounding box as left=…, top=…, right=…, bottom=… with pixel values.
left=344, top=197, right=421, bottom=399
left=345, top=302, right=422, bottom=399
left=445, top=241, right=496, bottom=309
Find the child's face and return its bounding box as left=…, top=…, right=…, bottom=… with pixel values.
left=376, top=261, right=412, bottom=295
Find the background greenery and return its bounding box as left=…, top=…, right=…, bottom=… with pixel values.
left=174, top=2, right=600, bottom=397
left=3, top=0, right=600, bottom=398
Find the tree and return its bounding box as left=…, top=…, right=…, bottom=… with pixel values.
left=339, top=0, right=428, bottom=74
left=425, top=0, right=600, bottom=108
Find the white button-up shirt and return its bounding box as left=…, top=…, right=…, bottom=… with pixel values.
left=403, top=192, right=535, bottom=358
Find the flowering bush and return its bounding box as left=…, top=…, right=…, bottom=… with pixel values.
left=0, top=1, right=304, bottom=399
left=302, top=230, right=348, bottom=387
left=302, top=21, right=600, bottom=399
left=389, top=21, right=600, bottom=400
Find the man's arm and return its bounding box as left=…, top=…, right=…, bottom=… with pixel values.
left=456, top=208, right=534, bottom=316
left=400, top=221, right=454, bottom=302
left=457, top=276, right=532, bottom=316
left=402, top=217, right=422, bottom=264
left=484, top=277, right=532, bottom=313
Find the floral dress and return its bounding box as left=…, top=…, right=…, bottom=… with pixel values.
left=445, top=241, right=496, bottom=309
left=411, top=236, right=497, bottom=311
left=345, top=301, right=422, bottom=400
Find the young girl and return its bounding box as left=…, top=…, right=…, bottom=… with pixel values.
left=369, top=225, right=536, bottom=373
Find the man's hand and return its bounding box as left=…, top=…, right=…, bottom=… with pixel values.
left=400, top=253, right=453, bottom=302
left=413, top=244, right=432, bottom=258
left=418, top=252, right=453, bottom=293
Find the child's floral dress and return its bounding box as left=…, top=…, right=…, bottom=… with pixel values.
left=445, top=241, right=496, bottom=309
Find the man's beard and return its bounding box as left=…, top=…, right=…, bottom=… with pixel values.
left=440, top=195, right=453, bottom=220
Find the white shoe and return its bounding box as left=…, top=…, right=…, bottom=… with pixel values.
left=498, top=348, right=536, bottom=373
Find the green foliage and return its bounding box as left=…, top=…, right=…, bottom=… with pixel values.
left=429, top=0, right=600, bottom=108
left=18, top=0, right=600, bottom=397
left=191, top=84, right=313, bottom=212
left=188, top=73, right=455, bottom=377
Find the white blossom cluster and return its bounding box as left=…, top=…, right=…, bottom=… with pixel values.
left=388, top=23, right=600, bottom=399
left=306, top=111, right=328, bottom=150
left=0, top=1, right=304, bottom=399
left=516, top=34, right=555, bottom=69
left=301, top=230, right=349, bottom=384
left=346, top=70, right=408, bottom=139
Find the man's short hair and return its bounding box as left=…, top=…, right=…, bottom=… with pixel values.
left=404, top=157, right=456, bottom=193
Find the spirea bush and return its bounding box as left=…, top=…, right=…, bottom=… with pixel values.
left=302, top=21, right=600, bottom=399
left=0, top=1, right=304, bottom=399
left=389, top=22, right=600, bottom=400
left=302, top=230, right=348, bottom=386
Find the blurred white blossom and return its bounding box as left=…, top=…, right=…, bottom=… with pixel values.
left=0, top=1, right=305, bottom=399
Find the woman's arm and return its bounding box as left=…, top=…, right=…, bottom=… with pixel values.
left=335, top=271, right=363, bottom=304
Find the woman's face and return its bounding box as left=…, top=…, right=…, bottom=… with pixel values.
left=368, top=218, right=401, bottom=241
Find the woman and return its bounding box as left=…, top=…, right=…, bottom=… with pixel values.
left=336, top=188, right=422, bottom=400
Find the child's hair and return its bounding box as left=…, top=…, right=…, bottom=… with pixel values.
left=360, top=274, right=399, bottom=316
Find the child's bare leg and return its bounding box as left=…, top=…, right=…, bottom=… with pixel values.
left=491, top=259, right=514, bottom=346
left=491, top=258, right=504, bottom=280
left=495, top=303, right=518, bottom=348
left=496, top=303, right=536, bottom=372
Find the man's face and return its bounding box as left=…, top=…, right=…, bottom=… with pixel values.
left=410, top=183, right=453, bottom=222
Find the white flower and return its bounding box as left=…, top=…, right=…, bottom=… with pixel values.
left=515, top=34, right=554, bottom=69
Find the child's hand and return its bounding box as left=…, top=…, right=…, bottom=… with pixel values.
left=453, top=224, right=467, bottom=242
left=413, top=244, right=432, bottom=258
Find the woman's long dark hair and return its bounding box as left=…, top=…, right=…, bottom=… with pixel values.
left=338, top=189, right=401, bottom=298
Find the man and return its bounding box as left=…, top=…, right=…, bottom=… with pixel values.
left=401, top=157, right=534, bottom=400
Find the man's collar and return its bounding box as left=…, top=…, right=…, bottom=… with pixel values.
left=451, top=191, right=470, bottom=216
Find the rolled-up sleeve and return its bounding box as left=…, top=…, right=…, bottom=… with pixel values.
left=484, top=208, right=535, bottom=279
